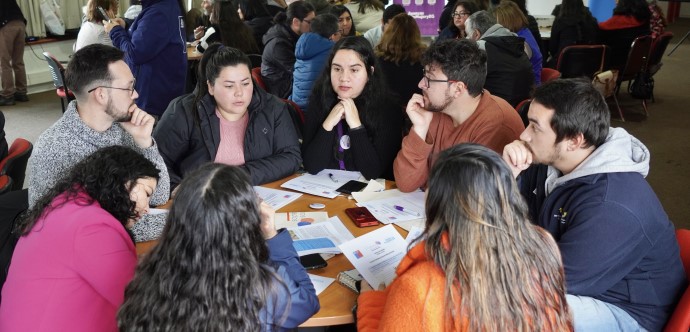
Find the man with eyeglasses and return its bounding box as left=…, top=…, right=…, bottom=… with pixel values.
left=27, top=44, right=170, bottom=243
left=393, top=39, right=524, bottom=193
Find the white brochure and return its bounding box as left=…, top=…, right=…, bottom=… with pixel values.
left=280, top=174, right=342, bottom=199
left=339, top=225, right=408, bottom=288
left=253, top=186, right=302, bottom=210
left=288, top=217, right=355, bottom=255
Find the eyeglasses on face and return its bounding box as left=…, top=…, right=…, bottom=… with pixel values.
left=422, top=69, right=458, bottom=89
left=302, top=18, right=312, bottom=25
left=87, top=79, right=137, bottom=97
left=452, top=11, right=471, bottom=18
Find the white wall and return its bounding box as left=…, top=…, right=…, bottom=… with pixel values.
left=23, top=40, right=75, bottom=94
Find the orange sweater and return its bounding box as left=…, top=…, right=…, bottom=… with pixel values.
left=393, top=91, right=524, bottom=192
left=356, top=241, right=469, bottom=332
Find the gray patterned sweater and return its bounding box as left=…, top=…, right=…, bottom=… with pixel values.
left=27, top=101, right=170, bottom=242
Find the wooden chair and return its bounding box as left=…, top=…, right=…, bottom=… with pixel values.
left=612, top=35, right=653, bottom=121
left=555, top=45, right=608, bottom=79
left=43, top=52, right=75, bottom=113
left=664, top=229, right=690, bottom=332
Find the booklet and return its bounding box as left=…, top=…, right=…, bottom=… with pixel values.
left=339, top=225, right=408, bottom=288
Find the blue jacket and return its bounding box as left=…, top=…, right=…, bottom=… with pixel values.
left=518, top=128, right=686, bottom=331
left=262, top=229, right=320, bottom=329
left=290, top=33, right=334, bottom=111
left=109, top=0, right=187, bottom=116
left=517, top=27, right=542, bottom=86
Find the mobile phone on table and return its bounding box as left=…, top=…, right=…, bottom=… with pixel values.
left=345, top=207, right=379, bottom=227
left=299, top=253, right=328, bottom=270
left=335, top=180, right=368, bottom=195
left=97, top=6, right=111, bottom=23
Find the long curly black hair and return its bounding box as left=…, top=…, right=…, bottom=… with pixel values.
left=16, top=146, right=160, bottom=240
left=117, top=164, right=287, bottom=331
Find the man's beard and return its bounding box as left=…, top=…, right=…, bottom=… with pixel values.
left=425, top=92, right=453, bottom=113
left=106, top=98, right=133, bottom=122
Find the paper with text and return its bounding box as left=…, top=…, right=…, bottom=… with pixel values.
left=288, top=217, right=355, bottom=255
left=339, top=225, right=407, bottom=287
left=275, top=212, right=329, bottom=229
left=254, top=186, right=302, bottom=210
left=358, top=191, right=425, bottom=224
left=280, top=174, right=342, bottom=198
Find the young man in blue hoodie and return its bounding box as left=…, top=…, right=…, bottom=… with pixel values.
left=503, top=78, right=686, bottom=332
left=290, top=13, right=340, bottom=111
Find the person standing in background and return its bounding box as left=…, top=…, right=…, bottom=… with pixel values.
left=0, top=0, right=28, bottom=106
left=105, top=0, right=187, bottom=118
left=75, top=0, right=119, bottom=51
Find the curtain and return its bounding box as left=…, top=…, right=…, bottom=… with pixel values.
left=18, top=0, right=45, bottom=37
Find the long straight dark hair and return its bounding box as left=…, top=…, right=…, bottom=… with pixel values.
left=118, top=164, right=288, bottom=331
left=306, top=36, right=389, bottom=137
left=423, top=144, right=572, bottom=331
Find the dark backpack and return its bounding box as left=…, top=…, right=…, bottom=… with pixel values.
left=629, top=70, right=655, bottom=99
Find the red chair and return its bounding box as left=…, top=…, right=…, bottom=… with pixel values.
left=0, top=138, right=33, bottom=191
left=555, top=45, right=608, bottom=79
left=43, top=52, right=75, bottom=113
left=647, top=32, right=674, bottom=102
left=665, top=229, right=690, bottom=332
left=251, top=67, right=267, bottom=90
left=541, top=68, right=561, bottom=83
left=0, top=175, right=12, bottom=196
left=612, top=35, right=653, bottom=121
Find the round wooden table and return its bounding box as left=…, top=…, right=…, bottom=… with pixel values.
left=136, top=174, right=405, bottom=327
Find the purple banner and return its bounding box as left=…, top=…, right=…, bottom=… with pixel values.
left=394, top=0, right=445, bottom=36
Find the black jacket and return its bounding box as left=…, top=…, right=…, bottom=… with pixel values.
left=153, top=87, right=302, bottom=190
left=0, top=0, right=25, bottom=28
left=481, top=29, right=534, bottom=107
left=261, top=23, right=299, bottom=99
left=548, top=15, right=599, bottom=67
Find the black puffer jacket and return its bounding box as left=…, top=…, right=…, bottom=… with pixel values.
left=261, top=23, right=299, bottom=99
left=153, top=87, right=302, bottom=190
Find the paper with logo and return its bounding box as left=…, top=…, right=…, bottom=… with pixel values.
left=339, top=225, right=407, bottom=288
left=253, top=186, right=302, bottom=210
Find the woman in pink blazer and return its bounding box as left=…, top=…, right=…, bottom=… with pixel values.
left=0, top=146, right=160, bottom=332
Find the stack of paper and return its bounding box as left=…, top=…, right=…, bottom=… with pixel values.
left=356, top=190, right=425, bottom=224
left=288, top=217, right=355, bottom=256
left=254, top=186, right=302, bottom=210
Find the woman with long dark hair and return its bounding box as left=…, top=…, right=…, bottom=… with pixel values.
left=547, top=0, right=598, bottom=67
left=330, top=5, right=359, bottom=37
left=196, top=1, right=259, bottom=54
left=357, top=143, right=573, bottom=331
left=0, top=146, right=160, bottom=331
left=438, top=1, right=479, bottom=40
left=302, top=36, right=403, bottom=180
left=154, top=44, right=301, bottom=191
left=117, top=163, right=319, bottom=331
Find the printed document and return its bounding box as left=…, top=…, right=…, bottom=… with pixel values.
left=275, top=212, right=329, bottom=229
left=288, top=217, right=355, bottom=255
left=254, top=186, right=302, bottom=210
left=339, top=225, right=407, bottom=288
left=357, top=191, right=425, bottom=224
left=280, top=174, right=342, bottom=198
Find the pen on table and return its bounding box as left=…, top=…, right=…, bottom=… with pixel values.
left=328, top=173, right=338, bottom=183
left=394, top=205, right=421, bottom=216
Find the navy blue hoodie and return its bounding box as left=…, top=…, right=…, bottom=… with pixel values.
left=518, top=127, right=686, bottom=331
left=110, top=0, right=187, bottom=116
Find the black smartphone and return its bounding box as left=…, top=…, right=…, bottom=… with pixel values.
left=97, top=6, right=111, bottom=22
left=299, top=254, right=328, bottom=270
left=335, top=180, right=368, bottom=195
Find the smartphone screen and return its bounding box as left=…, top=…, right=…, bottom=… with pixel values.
left=299, top=254, right=328, bottom=270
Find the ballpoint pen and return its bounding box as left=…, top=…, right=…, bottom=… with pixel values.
left=394, top=205, right=420, bottom=216
left=328, top=173, right=338, bottom=183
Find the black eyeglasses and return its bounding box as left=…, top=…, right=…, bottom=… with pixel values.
left=302, top=18, right=312, bottom=25
left=451, top=11, right=471, bottom=18
left=422, top=70, right=458, bottom=89
left=87, top=79, right=136, bottom=97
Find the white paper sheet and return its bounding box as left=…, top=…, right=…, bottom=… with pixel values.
left=280, top=174, right=342, bottom=198
left=274, top=212, right=329, bottom=229
left=288, top=217, right=355, bottom=255
left=405, top=225, right=425, bottom=247
left=308, top=274, right=335, bottom=296
left=394, top=219, right=426, bottom=232
left=316, top=169, right=364, bottom=182
left=358, top=191, right=426, bottom=224
left=254, top=186, right=302, bottom=210
left=339, top=225, right=408, bottom=288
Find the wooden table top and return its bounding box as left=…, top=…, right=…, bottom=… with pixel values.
left=135, top=174, right=406, bottom=327
left=187, top=45, right=201, bottom=61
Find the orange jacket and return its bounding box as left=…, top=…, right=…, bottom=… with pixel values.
left=356, top=241, right=468, bottom=331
